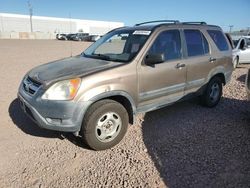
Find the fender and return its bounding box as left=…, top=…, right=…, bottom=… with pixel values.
left=89, top=90, right=136, bottom=112
left=79, top=90, right=137, bottom=124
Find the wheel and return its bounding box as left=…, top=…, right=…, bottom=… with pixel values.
left=201, top=77, right=223, bottom=107
left=233, top=56, right=239, bottom=69
left=81, top=99, right=128, bottom=150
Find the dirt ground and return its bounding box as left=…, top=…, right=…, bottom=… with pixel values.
left=0, top=39, right=249, bottom=188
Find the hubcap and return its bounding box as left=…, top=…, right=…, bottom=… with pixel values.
left=209, top=83, right=220, bottom=103
left=95, top=112, right=122, bottom=142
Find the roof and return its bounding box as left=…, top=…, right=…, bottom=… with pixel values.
left=115, top=20, right=221, bottom=32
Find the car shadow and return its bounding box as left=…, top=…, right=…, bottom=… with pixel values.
left=142, top=97, right=250, bottom=187
left=9, top=99, right=62, bottom=138
left=237, top=73, right=246, bottom=83
left=8, top=98, right=90, bottom=149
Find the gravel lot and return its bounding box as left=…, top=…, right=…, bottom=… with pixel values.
left=0, top=39, right=249, bottom=188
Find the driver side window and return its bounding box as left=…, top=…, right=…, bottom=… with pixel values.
left=148, top=30, right=182, bottom=61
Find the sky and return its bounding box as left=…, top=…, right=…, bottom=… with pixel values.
left=0, top=0, right=249, bottom=32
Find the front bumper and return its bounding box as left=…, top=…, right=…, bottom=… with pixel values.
left=18, top=84, right=92, bottom=132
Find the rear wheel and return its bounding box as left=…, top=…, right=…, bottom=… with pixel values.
left=201, top=77, right=223, bottom=107
left=81, top=99, right=128, bottom=150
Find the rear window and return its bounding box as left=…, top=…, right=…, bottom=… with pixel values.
left=208, top=30, right=229, bottom=51
left=184, top=30, right=209, bottom=57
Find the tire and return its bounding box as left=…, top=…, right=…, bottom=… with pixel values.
left=81, top=99, right=128, bottom=150
left=201, top=77, right=223, bottom=107
left=233, top=56, right=239, bottom=69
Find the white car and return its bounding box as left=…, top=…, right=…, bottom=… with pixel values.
left=233, top=36, right=250, bottom=68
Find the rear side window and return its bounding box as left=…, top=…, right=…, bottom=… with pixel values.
left=207, top=30, right=229, bottom=51
left=184, top=30, right=209, bottom=57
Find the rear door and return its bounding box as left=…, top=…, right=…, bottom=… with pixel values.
left=183, top=29, right=212, bottom=94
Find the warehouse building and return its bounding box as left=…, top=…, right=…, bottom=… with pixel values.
left=0, top=13, right=124, bottom=39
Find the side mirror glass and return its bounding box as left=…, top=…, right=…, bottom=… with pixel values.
left=145, top=53, right=165, bottom=65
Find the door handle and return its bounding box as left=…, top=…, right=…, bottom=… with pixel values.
left=209, top=57, right=217, bottom=63
left=175, top=63, right=186, bottom=69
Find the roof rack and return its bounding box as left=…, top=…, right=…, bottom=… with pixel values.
left=182, top=22, right=207, bottom=25
left=135, top=20, right=180, bottom=26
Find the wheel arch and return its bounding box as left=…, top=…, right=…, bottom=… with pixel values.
left=85, top=91, right=136, bottom=125
left=211, top=73, right=226, bottom=85
left=207, top=66, right=227, bottom=85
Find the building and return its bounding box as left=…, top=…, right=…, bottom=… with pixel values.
left=0, top=13, right=124, bottom=39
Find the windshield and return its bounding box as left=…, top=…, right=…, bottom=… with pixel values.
left=83, top=29, right=151, bottom=62
left=246, top=38, right=250, bottom=46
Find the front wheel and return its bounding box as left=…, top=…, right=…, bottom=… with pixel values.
left=81, top=99, right=128, bottom=150
left=233, top=57, right=239, bottom=69
left=201, top=77, right=223, bottom=107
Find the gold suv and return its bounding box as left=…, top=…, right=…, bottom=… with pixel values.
left=18, top=20, right=233, bottom=150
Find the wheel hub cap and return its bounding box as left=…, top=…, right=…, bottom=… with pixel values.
left=209, top=83, right=219, bottom=103
left=95, top=112, right=122, bottom=142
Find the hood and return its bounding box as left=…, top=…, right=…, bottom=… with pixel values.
left=28, top=55, right=123, bottom=86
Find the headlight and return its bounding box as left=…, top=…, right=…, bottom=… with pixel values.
left=42, top=78, right=81, bottom=100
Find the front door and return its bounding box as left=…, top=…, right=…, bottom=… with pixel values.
left=138, top=29, right=186, bottom=111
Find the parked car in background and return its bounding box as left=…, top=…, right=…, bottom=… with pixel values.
left=85, top=35, right=101, bottom=42
left=233, top=36, right=250, bottom=68
left=65, top=33, right=77, bottom=40
left=56, top=33, right=67, bottom=40
left=72, top=33, right=89, bottom=41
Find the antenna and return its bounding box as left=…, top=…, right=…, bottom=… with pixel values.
left=69, top=13, right=72, bottom=57
left=27, top=0, right=33, bottom=32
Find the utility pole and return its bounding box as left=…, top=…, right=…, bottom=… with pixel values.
left=247, top=27, right=250, bottom=35
left=28, top=1, right=33, bottom=32
left=0, top=15, right=4, bottom=32
left=229, top=25, right=234, bottom=33
left=69, top=13, right=72, bottom=57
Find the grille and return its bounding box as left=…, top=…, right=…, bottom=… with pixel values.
left=23, top=76, right=42, bottom=95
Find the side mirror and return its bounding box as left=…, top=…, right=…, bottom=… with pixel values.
left=145, top=53, right=165, bottom=65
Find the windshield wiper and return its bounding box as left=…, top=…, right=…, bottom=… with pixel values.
left=83, top=53, right=126, bottom=63
left=91, top=53, right=110, bottom=60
